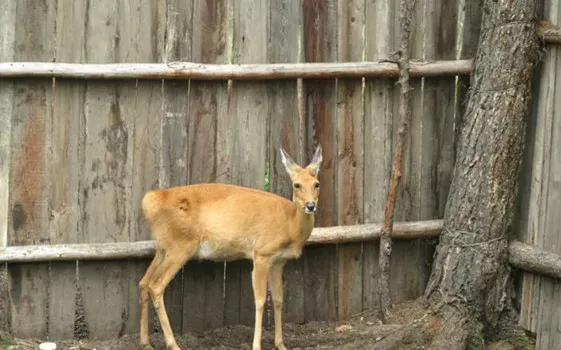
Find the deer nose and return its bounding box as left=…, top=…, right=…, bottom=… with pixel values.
left=305, top=202, right=316, bottom=212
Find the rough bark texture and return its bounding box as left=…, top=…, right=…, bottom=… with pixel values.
left=422, top=0, right=541, bottom=347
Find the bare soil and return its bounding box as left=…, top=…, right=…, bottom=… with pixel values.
left=1, top=298, right=533, bottom=350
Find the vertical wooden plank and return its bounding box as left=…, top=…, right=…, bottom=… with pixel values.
left=124, top=0, right=166, bottom=337
left=75, top=1, right=166, bottom=340
left=158, top=0, right=192, bottom=330
left=79, top=76, right=132, bottom=339
left=267, top=0, right=305, bottom=325
left=534, top=5, right=561, bottom=343
left=362, top=0, right=396, bottom=311
left=0, top=264, right=9, bottom=334
left=180, top=0, right=229, bottom=334
left=0, top=0, right=16, bottom=251
left=9, top=264, right=50, bottom=339
left=224, top=0, right=269, bottom=327
left=8, top=0, right=56, bottom=340
left=0, top=1, right=16, bottom=333
left=519, top=58, right=551, bottom=332
left=190, top=2, right=232, bottom=188
left=9, top=75, right=53, bottom=340
left=127, top=77, right=162, bottom=337
left=48, top=262, right=77, bottom=340
left=519, top=1, right=557, bottom=340
left=79, top=260, right=131, bottom=338
left=408, top=0, right=458, bottom=295
left=159, top=79, right=189, bottom=334
left=182, top=82, right=229, bottom=334
left=301, top=0, right=338, bottom=322
left=432, top=2, right=458, bottom=220
left=78, top=0, right=134, bottom=340
left=303, top=245, right=337, bottom=321
left=46, top=1, right=90, bottom=340
left=536, top=49, right=561, bottom=348
left=336, top=0, right=365, bottom=320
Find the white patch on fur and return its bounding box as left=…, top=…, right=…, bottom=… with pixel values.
left=273, top=247, right=300, bottom=261
left=194, top=241, right=217, bottom=260
left=193, top=241, right=250, bottom=261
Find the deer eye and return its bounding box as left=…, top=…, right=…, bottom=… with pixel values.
left=294, top=183, right=301, bottom=189
left=314, top=182, right=320, bottom=189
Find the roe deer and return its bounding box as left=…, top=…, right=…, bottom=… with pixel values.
left=139, top=145, right=323, bottom=350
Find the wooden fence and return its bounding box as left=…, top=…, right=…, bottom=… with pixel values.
left=517, top=2, right=561, bottom=348
left=0, top=0, right=476, bottom=342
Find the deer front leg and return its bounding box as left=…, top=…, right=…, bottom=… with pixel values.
left=269, top=260, right=287, bottom=350
left=252, top=255, right=271, bottom=350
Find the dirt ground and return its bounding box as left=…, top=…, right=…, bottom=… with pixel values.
left=1, top=298, right=534, bottom=350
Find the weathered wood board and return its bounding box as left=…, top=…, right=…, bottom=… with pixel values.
left=0, top=0, right=16, bottom=333
left=46, top=0, right=90, bottom=339
left=301, top=0, right=338, bottom=322
left=224, top=0, right=270, bottom=327
left=267, top=0, right=305, bottom=326
left=158, top=0, right=194, bottom=334
left=518, top=2, right=561, bottom=346
left=362, top=0, right=396, bottom=311
left=336, top=0, right=365, bottom=320
left=180, top=0, right=230, bottom=334
left=8, top=0, right=56, bottom=339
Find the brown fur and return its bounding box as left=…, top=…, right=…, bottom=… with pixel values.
left=139, top=146, right=323, bottom=350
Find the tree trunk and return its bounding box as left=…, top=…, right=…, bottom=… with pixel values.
left=424, top=0, right=540, bottom=347
left=373, top=1, right=541, bottom=348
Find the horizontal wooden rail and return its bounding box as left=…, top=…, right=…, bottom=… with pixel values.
left=509, top=241, right=561, bottom=280
left=2, top=221, right=560, bottom=281
left=0, top=60, right=473, bottom=80
left=0, top=22, right=556, bottom=82
left=0, top=220, right=443, bottom=263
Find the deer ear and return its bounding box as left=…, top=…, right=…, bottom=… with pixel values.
left=306, top=144, right=323, bottom=177
left=280, top=147, right=300, bottom=178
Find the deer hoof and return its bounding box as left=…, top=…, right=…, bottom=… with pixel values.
left=142, top=345, right=154, bottom=350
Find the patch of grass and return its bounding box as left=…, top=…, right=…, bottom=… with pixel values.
left=0, top=339, right=16, bottom=346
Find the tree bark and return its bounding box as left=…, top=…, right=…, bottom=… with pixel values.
left=424, top=0, right=541, bottom=347
left=373, top=1, right=541, bottom=348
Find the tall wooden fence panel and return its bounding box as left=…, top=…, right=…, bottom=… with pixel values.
left=0, top=0, right=470, bottom=341
left=518, top=1, right=561, bottom=348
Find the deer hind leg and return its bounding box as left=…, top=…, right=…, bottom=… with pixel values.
left=139, top=249, right=163, bottom=349
left=269, top=260, right=287, bottom=350
left=252, top=255, right=272, bottom=350
left=148, top=241, right=198, bottom=350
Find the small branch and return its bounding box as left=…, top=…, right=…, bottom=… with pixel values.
left=509, top=240, right=561, bottom=279
left=378, top=0, right=416, bottom=321
left=0, top=60, right=473, bottom=81
left=0, top=220, right=443, bottom=263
